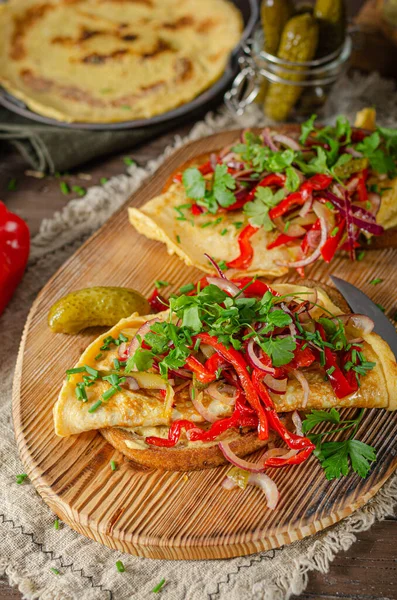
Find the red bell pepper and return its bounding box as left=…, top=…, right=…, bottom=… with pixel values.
left=269, top=174, right=333, bottom=220
left=320, top=219, right=346, bottom=263
left=226, top=224, right=259, bottom=270
left=185, top=355, right=216, bottom=383
left=204, top=352, right=227, bottom=374
left=252, top=369, right=315, bottom=466
left=244, top=173, right=286, bottom=204
left=146, top=391, right=258, bottom=447
left=232, top=277, right=279, bottom=298
left=148, top=289, right=168, bottom=313
left=267, top=233, right=297, bottom=250
left=173, top=160, right=214, bottom=184
left=287, top=345, right=316, bottom=369
left=191, top=203, right=203, bottom=216
left=356, top=168, right=369, bottom=203
left=316, top=324, right=358, bottom=398
left=197, top=333, right=269, bottom=440
left=0, top=201, right=30, bottom=316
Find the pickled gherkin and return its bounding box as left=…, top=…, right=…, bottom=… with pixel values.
left=48, top=286, right=150, bottom=334
left=260, top=0, right=294, bottom=55
left=333, top=157, right=369, bottom=179
left=264, top=14, right=319, bottom=122
left=314, top=0, right=346, bottom=57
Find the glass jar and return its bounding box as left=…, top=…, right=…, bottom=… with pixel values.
left=225, top=26, right=352, bottom=121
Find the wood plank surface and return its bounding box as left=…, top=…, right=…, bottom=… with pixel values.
left=10, top=126, right=397, bottom=565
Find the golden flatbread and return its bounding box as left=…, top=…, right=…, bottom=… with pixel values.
left=0, top=0, right=242, bottom=123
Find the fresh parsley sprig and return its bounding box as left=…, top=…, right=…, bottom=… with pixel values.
left=302, top=408, right=376, bottom=480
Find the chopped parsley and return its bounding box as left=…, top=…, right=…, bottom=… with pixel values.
left=369, top=278, right=383, bottom=285
left=243, top=186, right=285, bottom=230
left=71, top=185, right=86, bottom=197
left=60, top=181, right=70, bottom=195
left=123, top=157, right=136, bottom=166
left=152, top=579, right=166, bottom=593
left=16, top=474, right=28, bottom=485
left=155, top=280, right=170, bottom=290
left=116, top=560, right=125, bottom=573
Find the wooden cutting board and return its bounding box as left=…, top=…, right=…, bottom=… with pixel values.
left=12, top=127, right=397, bottom=560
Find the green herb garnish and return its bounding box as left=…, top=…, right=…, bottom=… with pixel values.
left=116, top=560, right=125, bottom=573
left=152, top=578, right=166, bottom=593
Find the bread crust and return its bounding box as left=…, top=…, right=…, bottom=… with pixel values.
left=100, top=280, right=350, bottom=471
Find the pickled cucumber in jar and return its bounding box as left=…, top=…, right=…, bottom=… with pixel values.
left=314, top=0, right=346, bottom=57
left=260, top=0, right=294, bottom=55
left=264, top=13, right=319, bottom=122
left=48, top=286, right=150, bottom=334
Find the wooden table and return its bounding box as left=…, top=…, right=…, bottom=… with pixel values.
left=1, top=120, right=397, bottom=599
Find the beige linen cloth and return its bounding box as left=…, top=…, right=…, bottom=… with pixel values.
left=1, top=73, right=397, bottom=600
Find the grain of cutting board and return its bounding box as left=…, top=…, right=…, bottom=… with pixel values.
left=12, top=127, right=397, bottom=560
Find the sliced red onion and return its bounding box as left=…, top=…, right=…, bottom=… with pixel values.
left=299, top=197, right=314, bottom=218
left=246, top=338, right=276, bottom=375
left=290, top=369, right=310, bottom=408
left=330, top=314, right=374, bottom=335
left=218, top=441, right=265, bottom=473
left=118, top=342, right=129, bottom=361
left=323, top=191, right=384, bottom=236
left=210, top=153, right=218, bottom=170
left=204, top=254, right=227, bottom=279
left=345, top=147, right=363, bottom=158
left=169, top=367, right=193, bottom=380
left=207, top=276, right=241, bottom=297
left=292, top=410, right=303, bottom=437
left=263, top=374, right=287, bottom=394
left=276, top=201, right=328, bottom=268
left=273, top=133, right=301, bottom=151
left=207, top=381, right=238, bottom=406
left=247, top=473, right=279, bottom=510
left=366, top=192, right=381, bottom=216
left=120, top=376, right=140, bottom=391
left=285, top=223, right=307, bottom=238
left=200, top=344, right=216, bottom=359
left=346, top=175, right=359, bottom=193
left=221, top=477, right=238, bottom=490
left=262, top=127, right=279, bottom=152
left=190, top=385, right=218, bottom=423
left=173, top=380, right=191, bottom=394
left=128, top=318, right=160, bottom=361
left=262, top=447, right=298, bottom=462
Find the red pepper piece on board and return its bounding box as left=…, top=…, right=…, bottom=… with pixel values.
left=269, top=174, right=333, bottom=220
left=356, top=168, right=369, bottom=203
left=191, top=203, right=203, bottom=216
left=0, top=201, right=30, bottom=316
left=226, top=224, right=259, bottom=270
left=321, top=218, right=346, bottom=263
left=148, top=289, right=168, bottom=313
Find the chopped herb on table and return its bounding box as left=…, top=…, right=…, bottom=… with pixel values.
left=7, top=178, right=17, bottom=191
left=16, top=474, right=28, bottom=485
left=123, top=157, right=136, bottom=166
left=50, top=568, right=60, bottom=575
left=369, top=278, right=383, bottom=286
left=71, top=185, right=86, bottom=197
left=60, top=181, right=70, bottom=195
left=152, top=578, right=166, bottom=593
left=116, top=560, right=125, bottom=573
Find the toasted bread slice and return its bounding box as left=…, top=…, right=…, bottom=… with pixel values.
left=100, top=281, right=349, bottom=471
left=100, top=427, right=273, bottom=471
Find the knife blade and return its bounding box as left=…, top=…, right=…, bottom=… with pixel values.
left=330, top=275, right=397, bottom=361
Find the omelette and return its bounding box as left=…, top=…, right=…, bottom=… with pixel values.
left=54, top=279, right=397, bottom=475
left=0, top=0, right=242, bottom=123
left=129, top=118, right=397, bottom=278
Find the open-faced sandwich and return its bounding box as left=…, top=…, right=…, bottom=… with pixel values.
left=129, top=115, right=397, bottom=277
left=54, top=269, right=397, bottom=508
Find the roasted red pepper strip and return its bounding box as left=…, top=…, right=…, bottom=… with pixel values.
left=146, top=393, right=258, bottom=447
left=173, top=160, right=214, bottom=183
left=148, top=289, right=168, bottom=313
left=316, top=324, right=358, bottom=398
left=269, top=174, right=333, bottom=220
left=264, top=445, right=315, bottom=468
left=267, top=233, right=297, bottom=250
left=185, top=355, right=216, bottom=383
left=0, top=201, right=30, bottom=316
left=320, top=218, right=346, bottom=263
left=232, top=277, right=279, bottom=298
left=204, top=352, right=227, bottom=374
left=288, top=345, right=316, bottom=369
left=252, top=369, right=315, bottom=464
left=197, top=333, right=269, bottom=440
left=191, top=203, right=202, bottom=216
left=226, top=224, right=259, bottom=270
left=341, top=344, right=362, bottom=390
left=244, top=173, right=286, bottom=204
left=356, top=168, right=369, bottom=203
